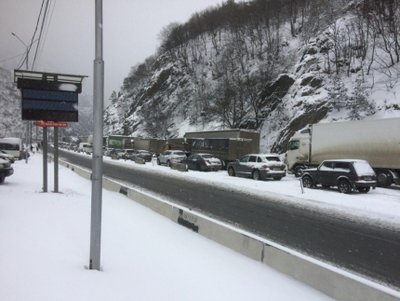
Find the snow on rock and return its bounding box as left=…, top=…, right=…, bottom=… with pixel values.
left=101, top=2, right=400, bottom=151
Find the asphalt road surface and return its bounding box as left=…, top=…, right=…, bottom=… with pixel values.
left=59, top=149, right=400, bottom=289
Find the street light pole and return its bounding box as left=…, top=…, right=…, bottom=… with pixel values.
left=11, top=32, right=29, bottom=69
left=11, top=32, right=31, bottom=151
left=89, top=0, right=104, bottom=271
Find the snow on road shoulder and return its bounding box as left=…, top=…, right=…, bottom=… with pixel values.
left=0, top=154, right=334, bottom=301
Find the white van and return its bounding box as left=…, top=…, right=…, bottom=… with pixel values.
left=78, top=142, right=93, bottom=154
left=0, top=137, right=23, bottom=160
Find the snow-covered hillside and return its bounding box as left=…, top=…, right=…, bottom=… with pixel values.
left=0, top=67, right=24, bottom=138
left=104, top=0, right=400, bottom=152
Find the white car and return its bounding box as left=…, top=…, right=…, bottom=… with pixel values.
left=0, top=150, right=15, bottom=163
left=227, top=154, right=287, bottom=180
left=157, top=150, right=187, bottom=166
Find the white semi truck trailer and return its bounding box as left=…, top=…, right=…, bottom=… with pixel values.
left=286, top=118, right=400, bottom=187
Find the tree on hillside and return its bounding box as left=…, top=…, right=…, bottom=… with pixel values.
left=109, top=91, right=118, bottom=105
left=328, top=75, right=348, bottom=110
left=363, top=0, right=400, bottom=68
left=142, top=99, right=173, bottom=139
left=349, top=76, right=374, bottom=119
left=158, top=22, right=181, bottom=52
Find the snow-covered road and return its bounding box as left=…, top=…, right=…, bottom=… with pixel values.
left=86, top=152, right=400, bottom=230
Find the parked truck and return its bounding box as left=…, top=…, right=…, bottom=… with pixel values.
left=188, top=138, right=257, bottom=166
left=78, top=142, right=93, bottom=154
left=286, top=118, right=400, bottom=187
left=0, top=137, right=23, bottom=160
left=185, top=129, right=260, bottom=154
left=106, top=135, right=134, bottom=149
left=182, top=129, right=260, bottom=167
left=133, top=138, right=166, bottom=154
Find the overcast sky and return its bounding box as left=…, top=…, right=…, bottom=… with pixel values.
left=0, top=0, right=225, bottom=101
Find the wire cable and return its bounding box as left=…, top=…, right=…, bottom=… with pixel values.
left=32, top=0, right=51, bottom=69
left=0, top=52, right=26, bottom=63
left=17, top=0, right=46, bottom=70
left=36, top=0, right=56, bottom=67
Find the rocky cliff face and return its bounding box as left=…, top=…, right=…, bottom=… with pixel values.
left=104, top=0, right=400, bottom=152
left=0, top=68, right=24, bottom=138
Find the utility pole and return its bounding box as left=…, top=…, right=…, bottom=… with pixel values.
left=89, top=0, right=104, bottom=271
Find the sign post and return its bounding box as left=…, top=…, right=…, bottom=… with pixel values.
left=34, top=121, right=68, bottom=193
left=54, top=127, right=59, bottom=193
left=15, top=70, right=85, bottom=193
left=43, top=127, right=48, bottom=192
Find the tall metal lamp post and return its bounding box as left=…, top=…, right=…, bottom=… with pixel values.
left=89, top=0, right=104, bottom=271
left=11, top=32, right=29, bottom=69
left=11, top=32, right=31, bottom=150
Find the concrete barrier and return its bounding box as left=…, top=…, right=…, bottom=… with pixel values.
left=103, top=176, right=122, bottom=192
left=64, top=162, right=91, bottom=180
left=262, top=246, right=398, bottom=301
left=59, top=159, right=400, bottom=301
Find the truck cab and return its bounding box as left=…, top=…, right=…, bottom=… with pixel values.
left=286, top=127, right=311, bottom=174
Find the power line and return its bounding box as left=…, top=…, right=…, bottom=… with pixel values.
left=32, top=0, right=51, bottom=69
left=0, top=52, right=25, bottom=63
left=17, top=0, right=46, bottom=70
left=36, top=0, right=56, bottom=66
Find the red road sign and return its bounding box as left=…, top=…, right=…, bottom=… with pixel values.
left=34, top=121, right=68, bottom=128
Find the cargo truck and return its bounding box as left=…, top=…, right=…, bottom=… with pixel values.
left=286, top=118, right=400, bottom=187
left=106, top=135, right=134, bottom=149
left=133, top=138, right=166, bottom=154
left=185, top=129, right=260, bottom=154
left=188, top=137, right=257, bottom=166
left=183, top=130, right=260, bottom=167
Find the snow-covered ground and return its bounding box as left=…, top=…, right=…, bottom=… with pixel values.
left=0, top=153, right=337, bottom=301
left=95, top=152, right=400, bottom=231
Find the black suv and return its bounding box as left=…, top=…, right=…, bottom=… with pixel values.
left=301, top=160, right=376, bottom=193
left=0, top=158, right=13, bottom=184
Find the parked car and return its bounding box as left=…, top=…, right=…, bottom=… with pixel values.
left=187, top=153, right=222, bottom=171
left=157, top=150, right=187, bottom=166
left=0, top=150, right=15, bottom=163
left=109, top=148, right=126, bottom=160
left=127, top=150, right=153, bottom=162
left=0, top=158, right=13, bottom=184
left=121, top=149, right=137, bottom=160
left=104, top=148, right=114, bottom=156
left=301, top=159, right=377, bottom=193
left=227, top=154, right=286, bottom=180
